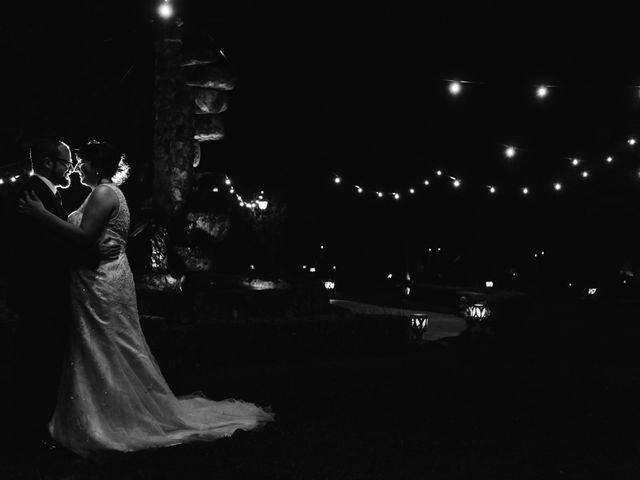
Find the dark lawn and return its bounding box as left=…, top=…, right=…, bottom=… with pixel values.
left=1, top=299, right=640, bottom=479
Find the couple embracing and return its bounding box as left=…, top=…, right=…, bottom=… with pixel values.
left=7, top=139, right=273, bottom=458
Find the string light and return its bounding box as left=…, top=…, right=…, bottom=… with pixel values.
left=581, top=171, right=589, bottom=178
left=522, top=187, right=529, bottom=195
left=606, top=156, right=614, bottom=163
left=423, top=180, right=430, bottom=186
left=448, top=81, right=462, bottom=95
left=571, top=158, right=580, bottom=166
left=393, top=193, right=400, bottom=200
left=452, top=179, right=461, bottom=188
left=436, top=170, right=442, bottom=176
left=488, top=186, right=496, bottom=194
left=225, top=177, right=231, bottom=186
left=409, top=188, right=415, bottom=194
left=157, top=0, right=174, bottom=19
left=628, top=137, right=637, bottom=146
left=536, top=85, right=549, bottom=98
left=505, top=146, right=516, bottom=158
left=377, top=192, right=383, bottom=198
left=356, top=186, right=363, bottom=193
left=554, top=182, right=562, bottom=191
left=334, top=176, right=341, bottom=184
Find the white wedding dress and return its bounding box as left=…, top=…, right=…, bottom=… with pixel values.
left=49, top=183, right=273, bottom=457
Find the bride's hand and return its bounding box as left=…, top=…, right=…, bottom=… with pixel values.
left=18, top=190, right=46, bottom=217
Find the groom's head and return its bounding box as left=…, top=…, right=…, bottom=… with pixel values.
left=30, top=139, right=73, bottom=189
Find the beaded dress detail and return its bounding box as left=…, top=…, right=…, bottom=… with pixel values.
left=49, top=183, right=273, bottom=457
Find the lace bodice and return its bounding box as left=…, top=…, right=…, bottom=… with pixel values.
left=68, top=183, right=130, bottom=247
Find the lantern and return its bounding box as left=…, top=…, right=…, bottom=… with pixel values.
left=410, top=314, right=429, bottom=341
left=465, top=303, right=491, bottom=320
left=324, top=281, right=335, bottom=291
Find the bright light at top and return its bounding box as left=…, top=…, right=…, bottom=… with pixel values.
left=449, top=81, right=462, bottom=95
left=453, top=179, right=461, bottom=188
left=377, top=192, right=383, bottom=198
left=409, top=188, right=415, bottom=194
left=505, top=146, right=516, bottom=158
left=571, top=158, right=580, bottom=166
left=628, top=137, right=637, bottom=146
left=424, top=179, right=430, bottom=186
left=536, top=85, right=548, bottom=98
left=225, top=178, right=231, bottom=185
left=489, top=186, right=496, bottom=193
left=356, top=186, right=363, bottom=193
left=522, top=187, right=529, bottom=195
left=436, top=170, right=442, bottom=176
left=581, top=170, right=589, bottom=178
left=334, top=176, right=341, bottom=184
left=394, top=193, right=400, bottom=200
left=606, top=156, right=613, bottom=163
left=554, top=182, right=562, bottom=191
left=158, top=1, right=174, bottom=19
left=387, top=273, right=393, bottom=279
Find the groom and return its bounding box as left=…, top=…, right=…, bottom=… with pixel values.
left=6, top=138, right=116, bottom=453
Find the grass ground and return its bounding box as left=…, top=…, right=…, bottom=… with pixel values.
left=1, top=297, right=639, bottom=479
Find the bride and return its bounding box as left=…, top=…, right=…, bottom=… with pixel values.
left=19, top=140, right=273, bottom=457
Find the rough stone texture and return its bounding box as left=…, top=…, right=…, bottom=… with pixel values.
left=174, top=246, right=213, bottom=271
left=184, top=63, right=237, bottom=90
left=153, top=25, right=195, bottom=220
left=193, top=88, right=228, bottom=114
left=135, top=272, right=185, bottom=293
left=186, top=212, right=230, bottom=240
left=149, top=226, right=169, bottom=270
left=194, top=114, right=225, bottom=141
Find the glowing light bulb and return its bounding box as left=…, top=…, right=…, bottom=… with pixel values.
left=489, top=186, right=496, bottom=194
left=449, top=81, right=462, bottom=95
left=436, top=170, right=442, bottom=176
left=453, top=179, right=461, bottom=188
left=571, top=158, right=580, bottom=166
left=424, top=179, right=430, bottom=186
left=505, top=146, right=516, bottom=158
left=409, top=188, right=415, bottom=194
left=554, top=182, right=562, bottom=191
left=629, top=137, right=637, bottom=146
left=10, top=176, right=16, bottom=182
left=29, top=171, right=34, bottom=176
left=334, top=176, right=341, bottom=184
left=522, top=187, right=529, bottom=195
left=158, top=1, right=174, bottom=19
left=229, top=187, right=234, bottom=194
left=212, top=188, right=219, bottom=192
left=536, top=85, right=548, bottom=98
left=581, top=170, right=589, bottom=178
left=356, top=186, right=363, bottom=193
left=377, top=192, right=383, bottom=198
left=606, top=156, right=613, bottom=163
left=394, top=193, right=400, bottom=200
left=387, top=273, right=393, bottom=279
left=0, top=179, right=4, bottom=184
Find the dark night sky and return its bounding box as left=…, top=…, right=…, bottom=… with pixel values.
left=2, top=1, right=640, bottom=279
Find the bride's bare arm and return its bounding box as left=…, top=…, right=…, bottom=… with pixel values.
left=19, top=185, right=117, bottom=247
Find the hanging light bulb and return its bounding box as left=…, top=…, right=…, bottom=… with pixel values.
left=0, top=179, right=4, bottom=185
left=424, top=179, right=430, bottom=186
left=554, top=182, right=562, bottom=191
left=606, top=156, right=613, bottom=163
left=10, top=176, right=17, bottom=182
left=571, top=158, right=580, bottom=166
left=436, top=170, right=442, bottom=176
left=628, top=137, right=637, bottom=146
left=452, top=179, right=461, bottom=188
left=229, top=187, right=234, bottom=194
left=394, top=193, right=400, bottom=200
left=522, top=187, right=529, bottom=195
left=488, top=186, right=496, bottom=194
left=448, top=81, right=462, bottom=95
left=505, top=146, right=516, bottom=158
left=334, top=176, right=341, bottom=184
left=536, top=85, right=549, bottom=98
left=409, top=188, right=415, bottom=194
left=581, top=171, right=589, bottom=178
left=157, top=0, right=174, bottom=19
left=377, top=192, right=383, bottom=198
left=356, top=186, right=363, bottom=193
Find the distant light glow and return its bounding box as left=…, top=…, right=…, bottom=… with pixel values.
left=588, top=287, right=597, bottom=295
left=377, top=192, right=383, bottom=198
left=356, top=185, right=363, bottom=193
left=485, top=281, right=494, bottom=288
left=394, top=193, right=400, bottom=200
left=212, top=187, right=219, bottom=192
left=522, top=187, right=529, bottom=195
left=554, top=182, right=562, bottom=191
left=158, top=1, right=174, bottom=19
left=571, top=158, right=580, bottom=166
left=449, top=81, right=462, bottom=95
left=29, top=171, right=34, bottom=176
left=581, top=171, right=589, bottom=178
left=310, top=267, right=316, bottom=273
left=324, top=281, right=335, bottom=290
left=424, top=180, right=430, bottom=186
left=225, top=178, right=231, bottom=185
left=489, top=186, right=496, bottom=194
left=387, top=273, right=393, bottom=279
left=10, top=176, right=16, bottom=182
left=409, top=188, right=415, bottom=194
left=606, top=156, right=613, bottom=163
left=257, top=200, right=268, bottom=210
left=505, top=146, right=516, bottom=158
left=536, top=85, right=548, bottom=98
left=436, top=170, right=442, bottom=176
left=453, top=179, right=461, bottom=188
left=334, top=176, right=341, bottom=184
left=333, top=265, right=337, bottom=270
left=229, top=188, right=234, bottom=194
left=320, top=245, right=324, bottom=249
left=250, top=264, right=255, bottom=270
left=628, top=137, right=637, bottom=146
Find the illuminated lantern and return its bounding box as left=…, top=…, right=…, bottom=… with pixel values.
left=410, top=314, right=429, bottom=341
left=588, top=287, right=597, bottom=295
left=485, top=281, right=494, bottom=288
left=324, top=281, right=335, bottom=290
left=465, top=303, right=491, bottom=320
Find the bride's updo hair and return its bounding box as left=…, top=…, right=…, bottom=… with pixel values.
left=76, top=140, right=130, bottom=186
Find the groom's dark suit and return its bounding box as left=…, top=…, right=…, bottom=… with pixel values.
left=6, top=175, right=99, bottom=447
